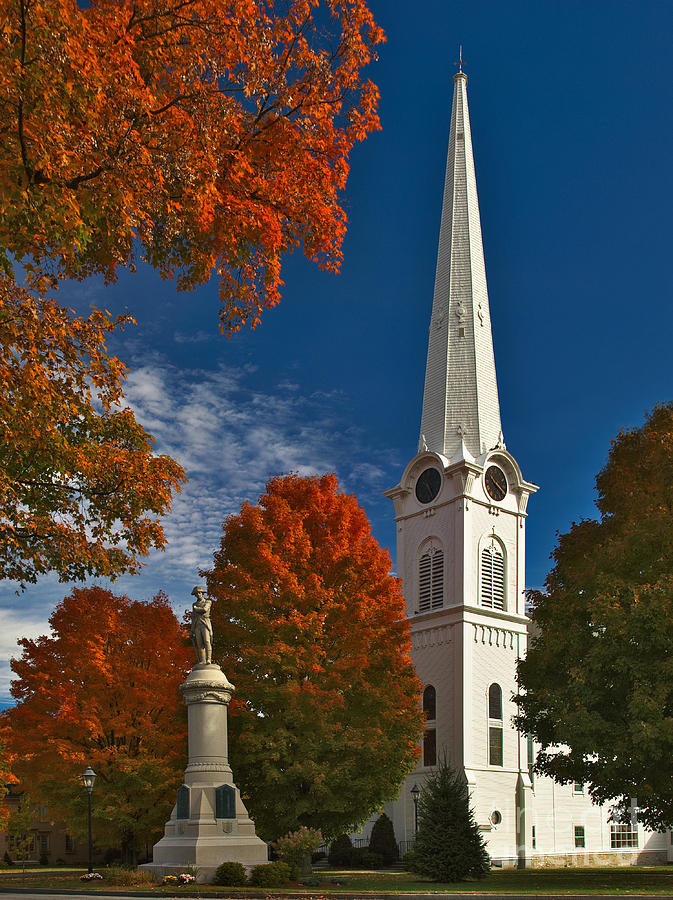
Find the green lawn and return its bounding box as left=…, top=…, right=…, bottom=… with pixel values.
left=1, top=865, right=672, bottom=894
left=326, top=866, right=673, bottom=894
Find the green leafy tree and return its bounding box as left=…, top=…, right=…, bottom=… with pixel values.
left=516, top=403, right=673, bottom=830
left=7, top=793, right=35, bottom=878
left=206, top=473, right=423, bottom=841
left=368, top=812, right=398, bottom=864
left=406, top=758, right=490, bottom=882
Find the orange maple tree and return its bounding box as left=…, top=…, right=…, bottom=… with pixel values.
left=2, top=587, right=191, bottom=861
left=0, top=277, right=185, bottom=585
left=206, top=473, right=423, bottom=840
left=0, top=0, right=384, bottom=332
left=0, top=740, right=17, bottom=828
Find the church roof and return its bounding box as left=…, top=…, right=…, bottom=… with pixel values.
left=419, top=68, right=502, bottom=462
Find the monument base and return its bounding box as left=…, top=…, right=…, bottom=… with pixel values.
left=140, top=813, right=269, bottom=883
left=141, top=663, right=268, bottom=884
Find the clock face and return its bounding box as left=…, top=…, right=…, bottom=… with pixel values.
left=484, top=465, right=507, bottom=502
left=415, top=467, right=441, bottom=504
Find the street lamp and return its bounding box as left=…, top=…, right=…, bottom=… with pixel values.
left=82, top=767, right=96, bottom=874
left=410, top=783, right=421, bottom=835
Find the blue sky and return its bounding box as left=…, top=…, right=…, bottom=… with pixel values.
left=2, top=0, right=673, bottom=701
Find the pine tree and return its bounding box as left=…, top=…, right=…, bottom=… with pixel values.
left=407, top=758, right=490, bottom=882
left=368, top=813, right=398, bottom=864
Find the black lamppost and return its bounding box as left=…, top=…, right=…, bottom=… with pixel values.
left=410, top=783, right=421, bottom=835
left=82, top=767, right=96, bottom=874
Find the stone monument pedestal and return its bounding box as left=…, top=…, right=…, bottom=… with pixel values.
left=141, top=663, right=268, bottom=883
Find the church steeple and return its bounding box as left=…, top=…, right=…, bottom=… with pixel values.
left=419, top=68, right=502, bottom=462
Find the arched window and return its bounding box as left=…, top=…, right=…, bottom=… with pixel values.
left=481, top=538, right=505, bottom=610
left=488, top=683, right=503, bottom=767
left=419, top=546, right=444, bottom=612
left=488, top=683, right=502, bottom=719
left=423, top=685, right=436, bottom=721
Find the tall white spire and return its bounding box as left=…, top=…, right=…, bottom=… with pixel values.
left=419, top=69, right=502, bottom=461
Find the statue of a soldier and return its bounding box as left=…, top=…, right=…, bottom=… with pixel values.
left=190, top=586, right=214, bottom=665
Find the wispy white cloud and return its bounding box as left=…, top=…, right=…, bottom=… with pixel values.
left=0, top=606, right=56, bottom=705
left=173, top=329, right=214, bottom=344
left=0, top=356, right=399, bottom=702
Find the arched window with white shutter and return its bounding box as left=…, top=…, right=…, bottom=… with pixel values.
left=479, top=536, right=506, bottom=610
left=418, top=541, right=444, bottom=612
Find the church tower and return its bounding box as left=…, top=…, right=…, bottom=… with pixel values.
left=384, top=67, right=538, bottom=865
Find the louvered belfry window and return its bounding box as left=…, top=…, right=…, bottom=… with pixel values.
left=481, top=540, right=505, bottom=609
left=419, top=546, right=444, bottom=612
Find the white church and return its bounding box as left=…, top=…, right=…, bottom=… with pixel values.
left=373, top=67, right=672, bottom=868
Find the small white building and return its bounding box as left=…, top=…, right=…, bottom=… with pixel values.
left=375, top=66, right=671, bottom=868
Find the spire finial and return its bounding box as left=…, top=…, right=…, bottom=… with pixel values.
left=456, top=45, right=464, bottom=74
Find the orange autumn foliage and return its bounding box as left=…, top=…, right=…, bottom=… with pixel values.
left=0, top=277, right=185, bottom=585
left=0, top=0, right=384, bottom=332
left=2, top=587, right=191, bottom=858
left=206, top=473, right=423, bottom=840
left=0, top=741, right=17, bottom=828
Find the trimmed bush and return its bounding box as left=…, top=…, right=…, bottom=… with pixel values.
left=274, top=826, right=322, bottom=875
left=352, top=848, right=383, bottom=869
left=368, top=812, right=398, bottom=864
left=328, top=833, right=353, bottom=866
left=213, top=861, right=247, bottom=886
left=249, top=860, right=292, bottom=887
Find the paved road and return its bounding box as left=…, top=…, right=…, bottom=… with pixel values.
left=0, top=892, right=672, bottom=900
left=0, top=894, right=186, bottom=899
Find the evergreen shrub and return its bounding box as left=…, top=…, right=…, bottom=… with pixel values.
left=368, top=813, right=398, bottom=864
left=353, top=848, right=383, bottom=869
left=406, top=757, right=490, bottom=882
left=328, top=833, right=353, bottom=866
left=213, top=861, right=247, bottom=886
left=249, top=860, right=292, bottom=887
